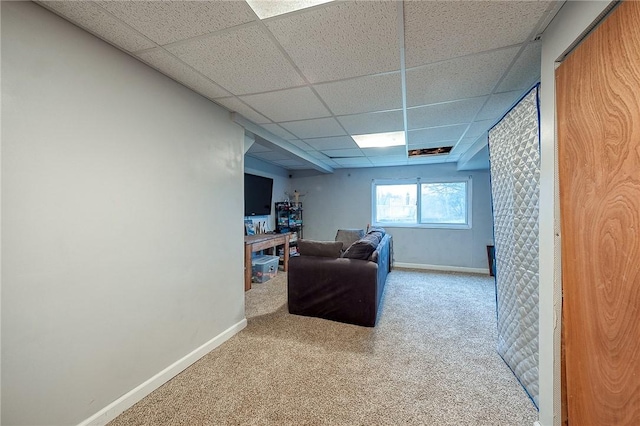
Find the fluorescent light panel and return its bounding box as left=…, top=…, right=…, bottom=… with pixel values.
left=352, top=131, right=406, bottom=148
left=246, top=0, right=334, bottom=19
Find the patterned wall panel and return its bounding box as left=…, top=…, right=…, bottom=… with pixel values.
left=488, top=85, right=540, bottom=406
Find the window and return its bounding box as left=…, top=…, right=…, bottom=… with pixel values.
left=372, top=178, right=471, bottom=229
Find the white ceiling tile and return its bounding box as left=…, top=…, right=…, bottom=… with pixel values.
left=332, top=157, right=374, bottom=167
left=450, top=139, right=475, bottom=155
left=406, top=46, right=519, bottom=107
left=407, top=155, right=449, bottom=165
left=408, top=124, right=469, bottom=146
left=459, top=137, right=482, bottom=147
left=361, top=146, right=407, bottom=157
left=44, top=0, right=559, bottom=173
left=369, top=155, right=409, bottom=166
left=404, top=1, right=552, bottom=67
left=266, top=2, right=400, bottom=82
left=280, top=140, right=311, bottom=152
left=303, top=136, right=358, bottom=151
left=407, top=97, right=487, bottom=129
left=136, top=48, right=231, bottom=99
left=321, top=149, right=364, bottom=159
left=167, top=25, right=306, bottom=95
left=337, top=110, right=404, bottom=135
left=476, top=90, right=523, bottom=121
left=98, top=1, right=256, bottom=45
left=240, top=87, right=330, bottom=122
left=452, top=136, right=487, bottom=158
left=307, top=151, right=340, bottom=166
left=261, top=124, right=298, bottom=140
left=307, top=150, right=330, bottom=160
left=215, top=97, right=271, bottom=124
left=280, top=117, right=346, bottom=139
left=408, top=140, right=458, bottom=151
left=314, top=73, right=402, bottom=115
left=450, top=145, right=471, bottom=156
left=497, top=42, right=542, bottom=93
left=464, top=119, right=496, bottom=139
left=40, top=1, right=156, bottom=52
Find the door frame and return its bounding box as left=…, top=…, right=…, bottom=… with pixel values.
left=538, top=2, right=617, bottom=426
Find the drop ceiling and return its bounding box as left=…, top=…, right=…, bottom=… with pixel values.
left=38, top=0, right=563, bottom=172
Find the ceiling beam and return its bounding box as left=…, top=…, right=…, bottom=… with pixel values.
left=232, top=113, right=334, bottom=174
left=457, top=135, right=490, bottom=171
left=243, top=133, right=255, bottom=154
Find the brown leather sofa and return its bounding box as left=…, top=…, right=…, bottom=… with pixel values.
left=287, top=229, right=392, bottom=327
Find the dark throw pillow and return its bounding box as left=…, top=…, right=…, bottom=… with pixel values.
left=297, top=239, right=343, bottom=258
left=342, top=233, right=381, bottom=260
left=367, top=227, right=386, bottom=237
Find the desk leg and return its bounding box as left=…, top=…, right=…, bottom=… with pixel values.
left=283, top=234, right=290, bottom=272
left=244, top=244, right=252, bottom=291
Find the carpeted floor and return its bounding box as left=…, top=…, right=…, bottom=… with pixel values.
left=108, top=269, right=538, bottom=425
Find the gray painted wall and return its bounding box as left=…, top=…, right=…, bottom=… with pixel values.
left=291, top=164, right=494, bottom=270
left=1, top=2, right=245, bottom=424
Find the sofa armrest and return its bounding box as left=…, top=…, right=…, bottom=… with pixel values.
left=288, top=256, right=379, bottom=326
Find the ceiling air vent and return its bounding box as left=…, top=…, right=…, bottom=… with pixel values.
left=408, top=146, right=453, bottom=158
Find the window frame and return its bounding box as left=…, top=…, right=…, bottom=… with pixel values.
left=371, top=177, right=472, bottom=229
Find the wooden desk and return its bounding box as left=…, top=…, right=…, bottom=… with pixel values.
left=244, top=233, right=290, bottom=291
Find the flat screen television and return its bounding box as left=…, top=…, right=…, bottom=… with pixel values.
left=244, top=173, right=273, bottom=216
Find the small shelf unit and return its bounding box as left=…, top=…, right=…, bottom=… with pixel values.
left=275, top=201, right=303, bottom=249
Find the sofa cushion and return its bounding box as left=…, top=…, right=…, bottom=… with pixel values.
left=342, top=233, right=381, bottom=260
left=335, top=228, right=365, bottom=251
left=297, top=239, right=343, bottom=258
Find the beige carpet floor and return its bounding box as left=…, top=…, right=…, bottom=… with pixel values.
left=108, top=269, right=537, bottom=425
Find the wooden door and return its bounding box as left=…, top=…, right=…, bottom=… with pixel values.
left=557, top=1, right=640, bottom=424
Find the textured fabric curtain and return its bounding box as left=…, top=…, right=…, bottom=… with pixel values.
left=488, top=85, right=540, bottom=407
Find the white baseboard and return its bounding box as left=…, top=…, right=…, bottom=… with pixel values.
left=78, top=318, right=247, bottom=426
left=394, top=262, right=489, bottom=275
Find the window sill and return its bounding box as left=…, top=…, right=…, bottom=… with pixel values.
left=373, top=222, right=472, bottom=230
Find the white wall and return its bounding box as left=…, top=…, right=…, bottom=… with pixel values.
left=244, top=156, right=290, bottom=232
left=291, top=164, right=493, bottom=271
left=1, top=2, right=246, bottom=425
left=538, top=2, right=612, bottom=425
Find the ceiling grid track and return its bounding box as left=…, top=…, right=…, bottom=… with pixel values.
left=397, top=1, right=409, bottom=159
left=35, top=0, right=564, bottom=171
left=456, top=1, right=565, bottom=157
